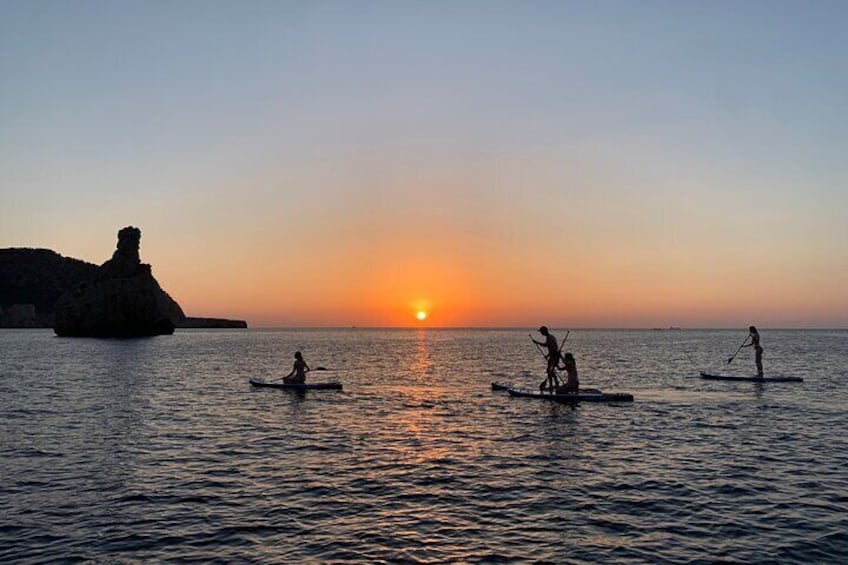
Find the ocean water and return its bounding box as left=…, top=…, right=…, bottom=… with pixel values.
left=1, top=328, right=847, bottom=563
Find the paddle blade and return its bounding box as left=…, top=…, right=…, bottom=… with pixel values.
left=727, top=357, right=734, bottom=364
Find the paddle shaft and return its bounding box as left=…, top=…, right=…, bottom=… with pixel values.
left=727, top=336, right=750, bottom=364
left=529, top=335, right=546, bottom=359
left=556, top=330, right=570, bottom=358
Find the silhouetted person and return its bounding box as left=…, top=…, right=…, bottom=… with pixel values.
left=556, top=352, right=579, bottom=394
left=532, top=326, right=560, bottom=392
left=742, top=326, right=764, bottom=377
left=283, top=351, right=310, bottom=384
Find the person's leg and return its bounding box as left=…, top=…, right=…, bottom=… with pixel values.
left=756, top=349, right=763, bottom=376
left=547, top=358, right=558, bottom=393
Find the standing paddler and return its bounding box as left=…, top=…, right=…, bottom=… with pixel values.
left=726, top=325, right=764, bottom=377
left=742, top=325, right=764, bottom=377
left=532, top=326, right=561, bottom=393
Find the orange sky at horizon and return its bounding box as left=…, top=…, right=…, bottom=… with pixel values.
left=21, top=145, right=846, bottom=329
left=15, top=145, right=846, bottom=329
left=137, top=208, right=846, bottom=329
left=129, top=151, right=845, bottom=329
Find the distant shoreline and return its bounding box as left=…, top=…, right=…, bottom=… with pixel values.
left=174, top=326, right=848, bottom=331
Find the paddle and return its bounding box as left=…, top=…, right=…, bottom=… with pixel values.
left=528, top=334, right=546, bottom=358
left=556, top=330, right=570, bottom=358
left=727, top=336, right=749, bottom=364
left=529, top=334, right=549, bottom=391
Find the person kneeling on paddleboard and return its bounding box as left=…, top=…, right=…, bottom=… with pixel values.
left=556, top=352, right=579, bottom=394
left=283, top=351, right=310, bottom=384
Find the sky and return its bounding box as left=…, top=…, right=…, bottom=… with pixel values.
left=2, top=1, right=847, bottom=327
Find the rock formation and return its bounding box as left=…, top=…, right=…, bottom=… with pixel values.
left=2, top=228, right=248, bottom=332
left=53, top=227, right=185, bottom=337
left=178, top=317, right=248, bottom=329
left=0, top=248, right=99, bottom=326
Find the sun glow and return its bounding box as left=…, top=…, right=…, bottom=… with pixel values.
left=416, top=310, right=428, bottom=321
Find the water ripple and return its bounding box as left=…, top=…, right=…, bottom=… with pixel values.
left=1, top=329, right=847, bottom=563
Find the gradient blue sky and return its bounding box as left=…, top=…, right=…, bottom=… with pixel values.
left=2, top=1, right=846, bottom=326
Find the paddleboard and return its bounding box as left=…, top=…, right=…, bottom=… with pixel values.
left=491, top=382, right=511, bottom=391
left=699, top=372, right=803, bottom=383
left=506, top=387, right=634, bottom=403
left=249, top=379, right=343, bottom=390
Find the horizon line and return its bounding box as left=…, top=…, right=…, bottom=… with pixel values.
left=214, top=325, right=848, bottom=331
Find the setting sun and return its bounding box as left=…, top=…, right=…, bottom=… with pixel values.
left=416, top=311, right=428, bottom=321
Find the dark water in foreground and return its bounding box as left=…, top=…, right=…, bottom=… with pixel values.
left=1, top=328, right=847, bottom=563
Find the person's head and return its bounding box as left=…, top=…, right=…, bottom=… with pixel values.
left=749, top=325, right=758, bottom=334
left=538, top=325, right=549, bottom=336
left=294, top=351, right=303, bottom=360
left=563, top=352, right=575, bottom=364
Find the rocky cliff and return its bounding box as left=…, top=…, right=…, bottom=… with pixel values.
left=0, top=248, right=99, bottom=327
left=1, top=227, right=247, bottom=333
left=53, top=227, right=184, bottom=337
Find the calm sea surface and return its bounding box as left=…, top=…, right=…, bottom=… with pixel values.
left=1, top=328, right=847, bottom=563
